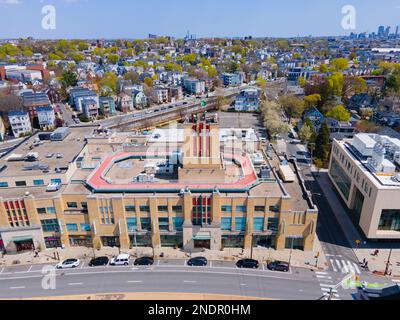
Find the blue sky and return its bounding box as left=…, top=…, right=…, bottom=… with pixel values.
left=0, top=0, right=400, bottom=39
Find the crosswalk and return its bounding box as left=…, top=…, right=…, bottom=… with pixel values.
left=315, top=271, right=341, bottom=300
left=329, top=259, right=361, bottom=274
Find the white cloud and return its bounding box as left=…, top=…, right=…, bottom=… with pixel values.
left=0, top=0, right=22, bottom=4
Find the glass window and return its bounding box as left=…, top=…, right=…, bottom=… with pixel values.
left=140, top=205, right=150, bottom=213
left=37, top=208, right=47, bottom=214
left=255, top=206, right=266, bottom=213
left=140, top=218, right=151, bottom=231
left=66, top=224, right=78, bottom=231
left=16, top=181, right=26, bottom=187
left=51, top=179, right=62, bottom=184
left=158, top=206, right=169, bottom=212
left=173, top=217, right=184, bottom=231
left=47, top=207, right=56, bottom=214
left=254, top=218, right=265, bottom=232
left=158, top=217, right=169, bottom=231
left=0, top=182, right=8, bottom=188
left=267, top=217, right=279, bottom=233
left=379, top=210, right=400, bottom=232
left=285, top=237, right=304, bottom=250
left=126, top=218, right=137, bottom=232
left=41, top=219, right=60, bottom=232
left=33, top=180, right=45, bottom=186
left=236, top=205, right=247, bottom=213
left=221, top=205, right=232, bottom=213
left=172, top=206, right=183, bottom=213
left=125, top=205, right=136, bottom=212
left=329, top=158, right=351, bottom=200
left=80, top=224, right=91, bottom=231
left=67, top=202, right=78, bottom=209
left=81, top=202, right=88, bottom=211
left=235, top=217, right=246, bottom=231
left=221, top=217, right=232, bottom=230
left=269, top=205, right=280, bottom=213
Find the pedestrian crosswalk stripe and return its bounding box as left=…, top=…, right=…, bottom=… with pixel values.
left=315, top=271, right=328, bottom=275
left=393, top=279, right=400, bottom=283
left=335, top=260, right=342, bottom=271
left=321, top=288, right=338, bottom=293
left=316, top=275, right=332, bottom=279
left=320, top=283, right=335, bottom=288
left=341, top=260, right=349, bottom=273
left=347, top=261, right=356, bottom=274
left=323, top=292, right=340, bottom=298
left=330, top=259, right=338, bottom=272
left=353, top=263, right=361, bottom=274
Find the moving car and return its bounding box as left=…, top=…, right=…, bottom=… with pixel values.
left=133, top=257, right=154, bottom=266
left=110, top=254, right=130, bottom=266
left=56, top=259, right=80, bottom=269
left=89, top=256, right=109, bottom=267
left=267, top=261, right=290, bottom=272
left=236, top=259, right=259, bottom=269
left=187, top=257, right=208, bottom=267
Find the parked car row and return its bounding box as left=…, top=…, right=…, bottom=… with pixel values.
left=55, top=256, right=289, bottom=272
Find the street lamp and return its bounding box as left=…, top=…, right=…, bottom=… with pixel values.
left=289, top=237, right=294, bottom=267
left=385, top=248, right=393, bottom=276
left=250, top=234, right=254, bottom=260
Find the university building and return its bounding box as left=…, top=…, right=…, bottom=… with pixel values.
left=329, top=133, right=400, bottom=240
left=0, top=115, right=318, bottom=253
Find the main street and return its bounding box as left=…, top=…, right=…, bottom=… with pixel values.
left=0, top=259, right=350, bottom=300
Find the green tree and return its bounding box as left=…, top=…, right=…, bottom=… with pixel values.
left=100, top=72, right=118, bottom=94
left=279, top=95, right=305, bottom=122
left=304, top=94, right=322, bottom=108
left=108, top=54, right=120, bottom=64
left=314, top=122, right=331, bottom=163
left=327, top=72, right=344, bottom=97
left=319, top=64, right=328, bottom=73
left=78, top=42, right=89, bottom=51
left=326, top=105, right=351, bottom=122
left=72, top=53, right=84, bottom=63
left=298, top=123, right=313, bottom=143
left=61, top=71, right=78, bottom=87
left=330, top=58, right=349, bottom=71
left=143, top=77, right=154, bottom=87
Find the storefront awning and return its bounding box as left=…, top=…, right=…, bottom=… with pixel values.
left=12, top=236, right=33, bottom=243
left=193, top=232, right=211, bottom=241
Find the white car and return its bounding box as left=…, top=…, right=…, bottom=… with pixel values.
left=110, top=254, right=130, bottom=266
left=56, top=259, right=80, bottom=269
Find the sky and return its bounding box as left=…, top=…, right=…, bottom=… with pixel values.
left=0, top=0, right=400, bottom=39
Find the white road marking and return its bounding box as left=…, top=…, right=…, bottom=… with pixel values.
left=320, top=283, right=335, bottom=288
left=330, top=260, right=338, bottom=272
left=209, top=261, right=212, bottom=268
left=27, top=266, right=32, bottom=272
left=323, top=292, right=340, bottom=298
left=0, top=268, right=3, bottom=274
left=157, top=260, right=160, bottom=266
left=341, top=260, right=349, bottom=273
left=183, top=260, right=187, bottom=266
left=68, top=282, right=83, bottom=286
left=315, top=271, right=328, bottom=275
left=240, top=283, right=247, bottom=286
left=393, top=279, right=400, bottom=283
left=127, top=280, right=143, bottom=283
left=183, top=280, right=197, bottom=283
left=353, top=263, right=361, bottom=274
left=347, top=261, right=356, bottom=274
left=335, top=260, right=342, bottom=271
left=10, top=286, right=25, bottom=290
left=316, top=275, right=332, bottom=279
left=80, top=262, right=85, bottom=269
left=321, top=287, right=338, bottom=293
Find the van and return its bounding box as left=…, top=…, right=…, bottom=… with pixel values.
left=110, top=254, right=130, bottom=266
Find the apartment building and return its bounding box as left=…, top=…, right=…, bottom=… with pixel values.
left=99, top=97, right=116, bottom=117
left=37, top=106, right=56, bottom=130
left=0, top=118, right=317, bottom=253
left=329, top=133, right=400, bottom=240
left=8, top=111, right=32, bottom=137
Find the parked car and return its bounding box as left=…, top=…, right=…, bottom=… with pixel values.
left=89, top=256, right=109, bottom=267
left=236, top=259, right=259, bottom=269
left=267, top=261, right=290, bottom=272
left=110, top=254, right=130, bottom=266
left=56, top=259, right=80, bottom=269
left=133, top=257, right=154, bottom=266
left=187, top=257, right=208, bottom=267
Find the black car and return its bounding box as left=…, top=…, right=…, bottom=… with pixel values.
left=89, top=256, right=109, bottom=267
left=134, top=257, right=154, bottom=266
left=236, top=259, right=259, bottom=269
left=267, top=261, right=290, bottom=272
left=187, top=257, right=208, bottom=267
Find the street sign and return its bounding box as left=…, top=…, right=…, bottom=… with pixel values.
left=201, top=101, right=207, bottom=108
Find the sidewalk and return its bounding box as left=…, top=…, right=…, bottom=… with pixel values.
left=0, top=237, right=328, bottom=271
left=314, top=170, right=400, bottom=278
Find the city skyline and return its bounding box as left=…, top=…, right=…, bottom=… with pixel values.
left=0, top=0, right=400, bottom=39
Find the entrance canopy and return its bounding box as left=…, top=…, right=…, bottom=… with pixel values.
left=12, top=236, right=33, bottom=242
left=193, top=232, right=211, bottom=241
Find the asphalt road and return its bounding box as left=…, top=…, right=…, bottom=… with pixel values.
left=0, top=260, right=332, bottom=300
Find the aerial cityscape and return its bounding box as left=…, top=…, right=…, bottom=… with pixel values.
left=0, top=0, right=400, bottom=307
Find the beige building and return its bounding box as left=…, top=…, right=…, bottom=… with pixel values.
left=0, top=115, right=318, bottom=253
left=329, top=133, right=400, bottom=240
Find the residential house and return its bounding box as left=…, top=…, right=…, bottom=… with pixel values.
left=81, top=99, right=99, bottom=120
left=21, top=92, right=51, bottom=119
left=168, top=86, right=183, bottom=102
left=132, top=90, right=148, bottom=109
left=36, top=106, right=56, bottom=130
left=99, top=97, right=116, bottom=117
left=298, top=107, right=325, bottom=130
left=69, top=88, right=99, bottom=113
left=8, top=111, right=32, bottom=137
left=221, top=72, right=245, bottom=87
left=325, top=117, right=356, bottom=140
left=234, top=88, right=260, bottom=112
left=152, top=87, right=169, bottom=104
left=118, top=93, right=134, bottom=113
left=183, top=78, right=206, bottom=95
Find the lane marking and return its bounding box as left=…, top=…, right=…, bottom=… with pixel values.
left=240, top=283, right=247, bottom=286
left=330, top=260, right=338, bottom=273
left=127, top=280, right=143, bottom=283
left=80, top=262, right=85, bottom=269
left=321, top=287, right=338, bottom=293
left=27, top=266, right=32, bottom=272
left=316, top=275, right=332, bottom=279
left=68, top=282, right=83, bottom=286
left=320, top=283, right=335, bottom=288
left=315, top=272, right=328, bottom=275
left=10, top=286, right=25, bottom=289
left=157, top=260, right=160, bottom=266
left=0, top=268, right=3, bottom=274
left=183, top=280, right=197, bottom=283
left=209, top=261, right=212, bottom=268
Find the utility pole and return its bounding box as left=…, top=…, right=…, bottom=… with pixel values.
left=385, top=248, right=393, bottom=276
left=250, top=234, right=254, bottom=260
left=289, top=238, right=294, bottom=266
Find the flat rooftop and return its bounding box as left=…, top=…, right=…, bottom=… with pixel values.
left=0, top=127, right=92, bottom=178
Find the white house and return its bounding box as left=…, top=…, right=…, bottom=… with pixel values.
left=37, top=106, right=56, bottom=130
left=8, top=111, right=32, bottom=137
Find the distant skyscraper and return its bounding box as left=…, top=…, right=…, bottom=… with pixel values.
left=378, top=25, right=385, bottom=37
left=396, top=26, right=399, bottom=37
left=385, top=26, right=391, bottom=37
